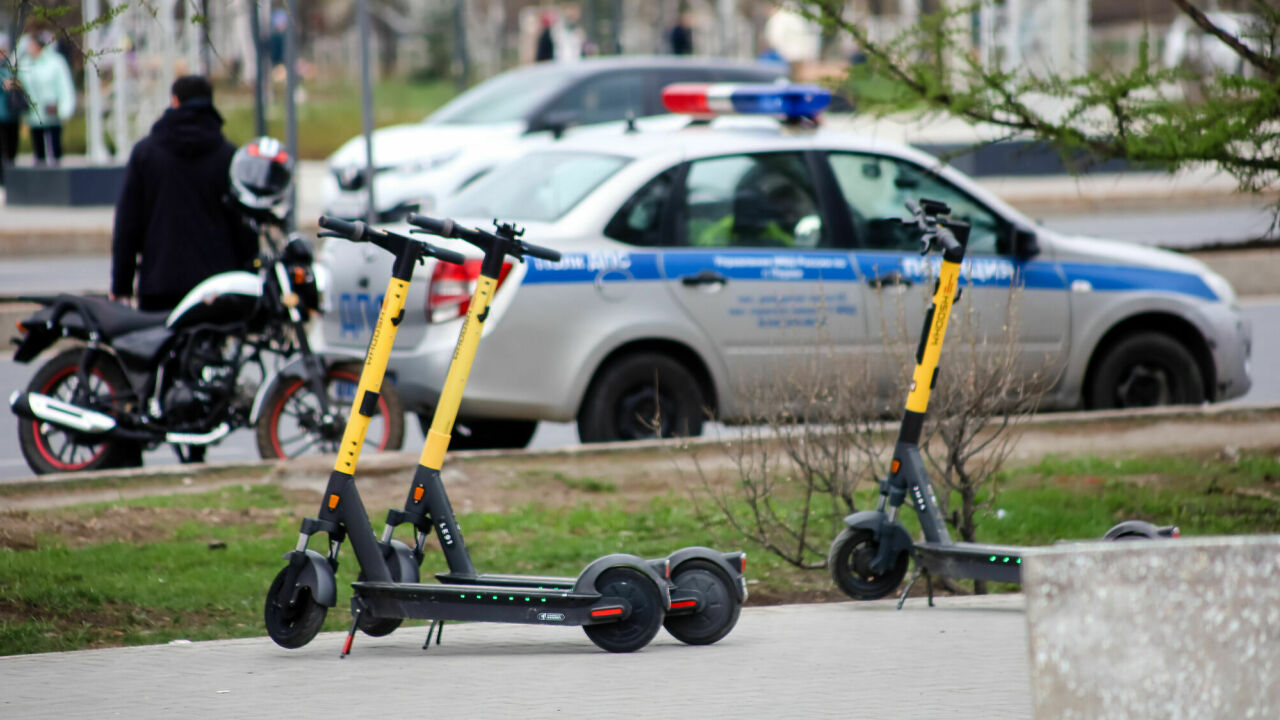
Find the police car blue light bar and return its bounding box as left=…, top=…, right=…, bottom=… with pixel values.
left=662, top=83, right=832, bottom=120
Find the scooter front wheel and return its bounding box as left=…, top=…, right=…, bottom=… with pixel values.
left=828, top=528, right=909, bottom=601
left=663, top=560, right=741, bottom=646
left=265, top=566, right=328, bottom=648
left=583, top=568, right=665, bottom=653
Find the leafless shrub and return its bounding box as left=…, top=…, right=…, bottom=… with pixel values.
left=688, top=280, right=1053, bottom=589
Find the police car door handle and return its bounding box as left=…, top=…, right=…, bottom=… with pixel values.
left=681, top=270, right=728, bottom=287
left=868, top=271, right=912, bottom=289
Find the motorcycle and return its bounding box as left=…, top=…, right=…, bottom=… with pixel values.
left=8, top=210, right=405, bottom=475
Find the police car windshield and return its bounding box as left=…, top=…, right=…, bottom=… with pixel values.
left=426, top=67, right=574, bottom=126
left=448, top=151, right=628, bottom=222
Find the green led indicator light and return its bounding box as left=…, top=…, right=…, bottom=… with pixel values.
left=989, top=555, right=997, bottom=562
left=1017, top=558, right=1022, bottom=564
left=508, top=596, right=514, bottom=601
left=492, top=595, right=498, bottom=600
left=541, top=598, right=547, bottom=603
left=460, top=594, right=467, bottom=599
left=524, top=597, right=531, bottom=602
left=1003, top=557, right=1010, bottom=563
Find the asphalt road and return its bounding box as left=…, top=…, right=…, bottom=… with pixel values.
left=1, top=204, right=1274, bottom=299
left=1, top=298, right=1275, bottom=479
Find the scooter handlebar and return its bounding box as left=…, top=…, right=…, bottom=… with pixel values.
left=317, top=215, right=467, bottom=266
left=407, top=213, right=562, bottom=263
left=317, top=215, right=367, bottom=241
left=419, top=242, right=467, bottom=267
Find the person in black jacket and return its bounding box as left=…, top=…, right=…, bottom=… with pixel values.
left=111, top=76, right=256, bottom=312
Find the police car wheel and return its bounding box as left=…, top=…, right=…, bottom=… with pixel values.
left=578, top=352, right=705, bottom=443
left=1086, top=331, right=1205, bottom=409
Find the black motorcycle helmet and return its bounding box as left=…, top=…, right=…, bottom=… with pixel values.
left=230, top=136, right=294, bottom=211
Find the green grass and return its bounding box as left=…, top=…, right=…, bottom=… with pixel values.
left=2, top=448, right=1278, bottom=655
left=15, top=77, right=457, bottom=161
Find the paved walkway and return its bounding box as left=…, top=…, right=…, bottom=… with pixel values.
left=0, top=595, right=1029, bottom=719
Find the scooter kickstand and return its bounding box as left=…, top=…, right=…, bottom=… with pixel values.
left=342, top=606, right=362, bottom=658
left=896, top=567, right=920, bottom=610
left=422, top=619, right=445, bottom=651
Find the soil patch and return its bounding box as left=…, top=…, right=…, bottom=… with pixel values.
left=0, top=505, right=285, bottom=550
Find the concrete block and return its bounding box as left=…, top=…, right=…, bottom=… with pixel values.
left=1023, top=535, right=1280, bottom=719
left=5, top=164, right=125, bottom=206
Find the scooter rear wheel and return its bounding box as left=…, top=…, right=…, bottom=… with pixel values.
left=353, top=562, right=414, bottom=637
left=265, top=567, right=328, bottom=649
left=828, top=528, right=910, bottom=601
left=663, top=560, right=741, bottom=645
left=583, top=568, right=664, bottom=653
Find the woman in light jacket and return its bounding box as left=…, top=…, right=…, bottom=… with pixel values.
left=17, top=31, right=75, bottom=165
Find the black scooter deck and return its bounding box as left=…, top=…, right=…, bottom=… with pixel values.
left=435, top=572, right=577, bottom=590
left=352, top=580, right=619, bottom=626
left=915, top=542, right=1024, bottom=584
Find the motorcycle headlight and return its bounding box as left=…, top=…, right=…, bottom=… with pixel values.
left=312, top=263, right=331, bottom=314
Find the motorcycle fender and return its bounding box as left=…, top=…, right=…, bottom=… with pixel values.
left=282, top=549, right=337, bottom=607
left=573, top=553, right=671, bottom=608
left=250, top=353, right=357, bottom=424
left=664, top=546, right=747, bottom=602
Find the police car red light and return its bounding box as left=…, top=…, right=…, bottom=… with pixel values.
left=661, top=83, right=832, bottom=119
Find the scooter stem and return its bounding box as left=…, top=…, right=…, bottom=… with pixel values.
left=419, top=273, right=498, bottom=471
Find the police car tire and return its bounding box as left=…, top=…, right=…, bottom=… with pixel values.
left=578, top=352, right=705, bottom=443
left=1086, top=331, right=1205, bottom=409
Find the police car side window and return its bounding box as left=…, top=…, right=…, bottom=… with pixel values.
left=828, top=153, right=1008, bottom=255
left=605, top=171, right=674, bottom=246
left=679, top=153, right=825, bottom=249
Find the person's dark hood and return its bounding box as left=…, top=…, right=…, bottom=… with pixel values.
left=150, top=99, right=226, bottom=157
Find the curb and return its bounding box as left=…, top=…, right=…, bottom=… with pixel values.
left=4, top=402, right=1277, bottom=496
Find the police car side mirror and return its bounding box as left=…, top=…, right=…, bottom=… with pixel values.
left=1012, top=227, right=1039, bottom=259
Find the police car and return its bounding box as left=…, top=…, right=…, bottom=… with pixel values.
left=314, top=83, right=1252, bottom=448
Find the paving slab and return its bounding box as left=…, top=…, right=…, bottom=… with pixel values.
left=0, top=594, right=1029, bottom=719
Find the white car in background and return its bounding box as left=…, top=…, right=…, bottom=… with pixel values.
left=315, top=85, right=1251, bottom=449
left=323, top=56, right=785, bottom=221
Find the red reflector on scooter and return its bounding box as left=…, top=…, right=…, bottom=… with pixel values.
left=670, top=600, right=697, bottom=610
left=328, top=494, right=340, bottom=510
left=590, top=607, right=624, bottom=618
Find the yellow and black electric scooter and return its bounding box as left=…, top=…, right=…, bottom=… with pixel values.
left=265, top=214, right=746, bottom=655
left=827, top=200, right=1176, bottom=607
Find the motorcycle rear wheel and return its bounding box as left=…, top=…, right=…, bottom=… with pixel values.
left=17, top=348, right=140, bottom=475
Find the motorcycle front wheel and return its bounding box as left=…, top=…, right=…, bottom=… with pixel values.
left=17, top=348, right=141, bottom=475
left=255, top=361, right=404, bottom=460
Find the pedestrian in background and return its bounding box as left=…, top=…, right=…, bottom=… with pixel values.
left=535, top=11, right=556, bottom=62
left=0, top=33, right=23, bottom=182
left=17, top=31, right=74, bottom=166
left=111, top=75, right=255, bottom=312
left=669, top=9, right=694, bottom=56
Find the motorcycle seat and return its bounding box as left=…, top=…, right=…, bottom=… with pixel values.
left=43, top=294, right=170, bottom=339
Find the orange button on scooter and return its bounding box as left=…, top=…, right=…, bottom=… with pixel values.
left=328, top=494, right=340, bottom=510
